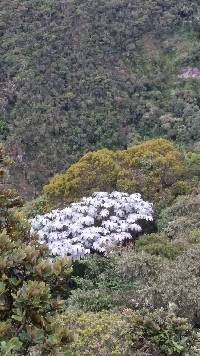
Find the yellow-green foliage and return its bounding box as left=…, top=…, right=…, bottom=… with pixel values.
left=44, top=149, right=127, bottom=207
left=43, top=139, right=185, bottom=209
left=119, top=138, right=185, bottom=199
left=49, top=310, right=131, bottom=355
left=47, top=309, right=200, bottom=355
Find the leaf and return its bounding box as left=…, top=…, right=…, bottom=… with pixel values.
left=11, top=308, right=24, bottom=322
left=0, top=337, right=22, bottom=355
left=172, top=340, right=184, bottom=352
left=9, top=277, right=22, bottom=287
left=47, top=334, right=60, bottom=346
left=12, top=314, right=23, bottom=322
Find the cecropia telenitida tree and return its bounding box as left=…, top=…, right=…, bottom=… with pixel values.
left=31, top=192, right=153, bottom=259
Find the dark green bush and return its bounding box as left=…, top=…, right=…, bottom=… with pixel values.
left=69, top=253, right=138, bottom=312
left=135, top=233, right=184, bottom=259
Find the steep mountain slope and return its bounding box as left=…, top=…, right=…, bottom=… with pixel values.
left=0, top=0, right=199, bottom=196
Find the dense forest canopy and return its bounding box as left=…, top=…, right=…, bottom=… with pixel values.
left=0, top=0, right=200, bottom=196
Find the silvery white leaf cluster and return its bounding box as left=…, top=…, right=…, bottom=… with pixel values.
left=31, top=192, right=153, bottom=259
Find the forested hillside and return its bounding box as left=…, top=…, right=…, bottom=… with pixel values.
left=1, top=1, right=200, bottom=354
left=1, top=0, right=200, bottom=195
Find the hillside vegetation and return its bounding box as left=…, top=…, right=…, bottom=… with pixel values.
left=30, top=138, right=199, bottom=215
left=0, top=1, right=200, bottom=354
left=0, top=141, right=200, bottom=355
left=1, top=0, right=200, bottom=195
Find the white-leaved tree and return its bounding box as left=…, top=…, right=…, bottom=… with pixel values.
left=31, top=192, right=153, bottom=259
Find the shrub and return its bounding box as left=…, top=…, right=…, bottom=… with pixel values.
left=156, top=193, right=200, bottom=251
left=135, top=233, right=184, bottom=259
left=187, top=229, right=200, bottom=244
left=43, top=139, right=185, bottom=209
left=22, top=196, right=48, bottom=219
left=68, top=252, right=140, bottom=312
left=0, top=146, right=72, bottom=354
left=164, top=217, right=200, bottom=240
left=31, top=191, right=154, bottom=259
left=134, top=245, right=200, bottom=326
left=157, top=193, right=200, bottom=232
left=67, top=288, right=121, bottom=312
left=47, top=309, right=200, bottom=355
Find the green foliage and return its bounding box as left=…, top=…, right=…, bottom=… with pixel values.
left=187, top=229, right=200, bottom=244
left=0, top=0, right=199, bottom=195
left=22, top=196, right=48, bottom=219
left=0, top=337, right=22, bottom=356
left=157, top=193, right=200, bottom=234
left=43, top=139, right=186, bottom=209
left=136, top=245, right=200, bottom=326
left=68, top=254, right=137, bottom=312
left=49, top=309, right=132, bottom=355
left=0, top=148, right=72, bottom=354
left=48, top=309, right=200, bottom=355
left=67, top=289, right=120, bottom=313
left=12, top=281, right=51, bottom=321
left=1, top=145, right=200, bottom=354
left=186, top=151, right=200, bottom=180
left=135, top=233, right=184, bottom=259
